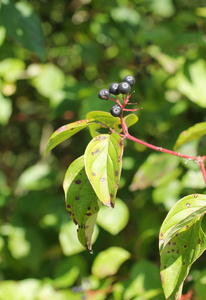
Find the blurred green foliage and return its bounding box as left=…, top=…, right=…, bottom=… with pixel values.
left=0, top=0, right=206, bottom=299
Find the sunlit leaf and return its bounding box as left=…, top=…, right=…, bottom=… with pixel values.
left=168, top=60, right=206, bottom=108
left=86, top=111, right=120, bottom=137
left=150, top=0, right=175, bottom=18
left=0, top=58, right=25, bottom=82
left=0, top=25, right=6, bottom=46
left=54, top=257, right=82, bottom=288
left=17, top=164, right=53, bottom=190
left=84, top=133, right=123, bottom=207
left=97, top=198, right=129, bottom=235
left=31, top=64, right=65, bottom=97
left=44, top=119, right=95, bottom=157
left=159, top=194, right=206, bottom=299
left=182, top=170, right=205, bottom=189
left=92, top=247, right=130, bottom=279
left=59, top=221, right=99, bottom=256
left=174, top=122, right=206, bottom=149
left=63, top=156, right=101, bottom=252
left=0, top=93, right=12, bottom=125
left=86, top=111, right=139, bottom=137
left=110, top=7, right=141, bottom=25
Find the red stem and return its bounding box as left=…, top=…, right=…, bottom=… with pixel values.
left=117, top=93, right=206, bottom=184
left=199, top=159, right=206, bottom=185
left=125, top=133, right=197, bottom=160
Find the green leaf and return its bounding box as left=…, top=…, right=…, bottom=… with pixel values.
left=159, top=194, right=206, bottom=299
left=84, top=133, right=123, bottom=207
left=123, top=113, right=139, bottom=129
left=129, top=153, right=181, bottom=191
left=174, top=122, right=206, bottom=149
left=59, top=221, right=99, bottom=256
left=17, top=164, right=53, bottom=190
left=110, top=7, right=141, bottom=25
left=63, top=156, right=101, bottom=252
left=0, top=58, right=25, bottom=82
left=85, top=111, right=138, bottom=138
left=0, top=25, right=6, bottom=46
left=97, top=198, right=129, bottom=235
left=31, top=64, right=65, bottom=98
left=0, top=1, right=45, bottom=60
left=124, top=260, right=164, bottom=300
left=44, top=119, right=95, bottom=157
left=182, top=170, right=205, bottom=189
left=168, top=60, right=206, bottom=108
left=86, top=111, right=120, bottom=137
left=0, top=93, right=12, bottom=125
left=92, top=247, right=131, bottom=279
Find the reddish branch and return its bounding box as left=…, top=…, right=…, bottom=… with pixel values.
left=110, top=93, right=206, bottom=185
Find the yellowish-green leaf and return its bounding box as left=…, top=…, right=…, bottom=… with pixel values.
left=84, top=133, right=123, bottom=207
left=174, top=122, right=206, bottom=149
left=159, top=194, right=206, bottom=299
left=44, top=119, right=95, bottom=157
left=92, top=247, right=131, bottom=279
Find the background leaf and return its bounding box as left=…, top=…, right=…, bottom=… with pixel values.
left=174, top=122, right=206, bottom=149
left=92, top=247, right=131, bottom=279
left=0, top=0, right=45, bottom=60
left=97, top=198, right=129, bottom=235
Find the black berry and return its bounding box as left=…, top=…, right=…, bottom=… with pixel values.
left=110, top=104, right=122, bottom=117
left=98, top=89, right=110, bottom=100
left=109, top=83, right=120, bottom=95
left=117, top=81, right=131, bottom=94
left=123, top=75, right=135, bottom=86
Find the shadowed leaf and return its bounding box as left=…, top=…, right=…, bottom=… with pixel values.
left=63, top=156, right=101, bottom=252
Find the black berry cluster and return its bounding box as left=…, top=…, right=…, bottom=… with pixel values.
left=98, top=75, right=135, bottom=117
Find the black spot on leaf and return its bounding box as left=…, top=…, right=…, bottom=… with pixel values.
left=75, top=179, right=81, bottom=184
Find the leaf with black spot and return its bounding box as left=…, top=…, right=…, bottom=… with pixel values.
left=159, top=194, right=206, bottom=299
left=84, top=133, right=123, bottom=207
left=63, top=155, right=101, bottom=253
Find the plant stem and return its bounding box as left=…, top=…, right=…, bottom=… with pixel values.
left=116, top=93, right=206, bottom=185
left=199, top=159, right=206, bottom=185
left=125, top=133, right=197, bottom=160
